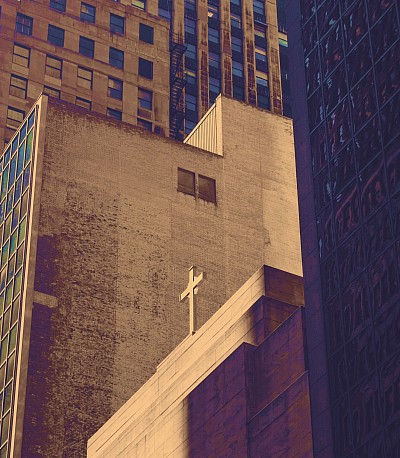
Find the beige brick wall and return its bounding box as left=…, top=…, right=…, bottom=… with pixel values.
left=20, top=95, right=301, bottom=456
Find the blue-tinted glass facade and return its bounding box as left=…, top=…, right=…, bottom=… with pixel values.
left=0, top=108, right=36, bottom=457
left=291, top=0, right=400, bottom=456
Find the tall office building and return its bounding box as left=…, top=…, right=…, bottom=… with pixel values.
left=164, top=0, right=287, bottom=136
left=0, top=0, right=171, bottom=150
left=288, top=0, right=399, bottom=456
left=0, top=0, right=289, bottom=147
left=0, top=94, right=301, bottom=456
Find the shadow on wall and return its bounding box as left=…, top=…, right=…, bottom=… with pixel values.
left=187, top=287, right=314, bottom=457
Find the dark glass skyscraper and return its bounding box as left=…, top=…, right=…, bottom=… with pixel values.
left=288, top=0, right=399, bottom=456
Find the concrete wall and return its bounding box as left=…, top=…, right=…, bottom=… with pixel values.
left=19, top=96, right=301, bottom=456
left=88, top=266, right=310, bottom=457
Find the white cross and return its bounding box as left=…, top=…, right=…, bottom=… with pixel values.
left=179, top=266, right=204, bottom=335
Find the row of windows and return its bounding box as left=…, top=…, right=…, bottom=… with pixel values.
left=48, top=0, right=146, bottom=20
left=9, top=69, right=152, bottom=105
left=12, top=42, right=154, bottom=81
left=15, top=13, right=154, bottom=44
left=177, top=168, right=216, bottom=203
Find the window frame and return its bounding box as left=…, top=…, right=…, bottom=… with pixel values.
left=43, top=86, right=61, bottom=98
left=108, top=77, right=123, bottom=100
left=132, top=0, right=146, bottom=10
left=107, top=108, right=122, bottom=120
left=77, top=66, right=93, bottom=90
left=139, top=23, right=154, bottom=44
left=138, top=88, right=153, bottom=110
left=76, top=97, right=92, bottom=109
left=15, top=14, right=33, bottom=36
left=109, top=47, right=124, bottom=69
left=6, top=107, right=25, bottom=130
left=177, top=168, right=195, bottom=196
left=198, top=174, right=217, bottom=203
left=80, top=2, right=96, bottom=22
left=12, top=44, right=30, bottom=68
left=137, top=118, right=152, bottom=131
left=110, top=13, right=125, bottom=34
left=79, top=36, right=95, bottom=58
left=50, top=0, right=66, bottom=13
left=45, top=55, right=63, bottom=79
left=47, top=24, right=65, bottom=47
left=138, top=58, right=153, bottom=80
left=9, top=75, right=28, bottom=99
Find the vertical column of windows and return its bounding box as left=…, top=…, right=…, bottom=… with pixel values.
left=208, top=0, right=221, bottom=105
left=0, top=109, right=36, bottom=457
left=184, top=0, right=198, bottom=134
left=230, top=0, right=244, bottom=100
left=254, top=22, right=269, bottom=109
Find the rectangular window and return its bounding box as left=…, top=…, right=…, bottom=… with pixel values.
left=48, top=25, right=65, bottom=46
left=108, top=77, right=123, bottom=100
left=208, top=27, right=219, bottom=44
left=80, top=2, right=96, bottom=22
left=198, top=175, right=216, bottom=202
left=209, top=51, right=220, bottom=69
left=139, top=23, right=154, bottom=44
left=254, top=25, right=267, bottom=48
left=185, top=93, right=196, bottom=112
left=255, top=51, right=268, bottom=72
left=185, top=69, right=197, bottom=86
left=43, top=86, right=61, bottom=98
left=12, top=44, right=30, bottom=67
left=110, top=13, right=125, bottom=34
left=231, top=36, right=242, bottom=53
left=9, top=75, right=27, bottom=99
left=230, top=14, right=241, bottom=28
left=257, top=76, right=269, bottom=108
left=137, top=118, right=152, bottom=131
left=79, top=36, right=95, bottom=58
left=185, top=18, right=196, bottom=35
left=178, top=168, right=195, bottom=195
left=186, top=43, right=197, bottom=61
left=208, top=4, right=219, bottom=19
left=107, top=108, right=122, bottom=120
left=76, top=97, right=91, bottom=109
left=158, top=0, right=171, bottom=20
left=109, top=47, right=124, bottom=69
left=6, top=107, right=25, bottom=130
left=50, top=0, right=66, bottom=12
left=209, top=76, right=220, bottom=103
left=132, top=0, right=146, bottom=10
left=138, top=58, right=153, bottom=79
left=77, top=67, right=93, bottom=89
left=45, top=55, right=62, bottom=79
left=138, top=88, right=153, bottom=110
left=253, top=0, right=265, bottom=15
left=185, top=0, right=196, bottom=14
left=15, top=14, right=33, bottom=36
left=232, top=60, right=243, bottom=77
left=185, top=120, right=196, bottom=135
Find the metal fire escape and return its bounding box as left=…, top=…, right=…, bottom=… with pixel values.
left=169, top=34, right=186, bottom=140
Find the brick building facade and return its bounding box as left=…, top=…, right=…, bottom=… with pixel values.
left=0, top=95, right=301, bottom=456
left=0, top=0, right=171, bottom=149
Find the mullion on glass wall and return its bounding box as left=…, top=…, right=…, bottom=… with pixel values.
left=0, top=108, right=35, bottom=456
left=184, top=0, right=198, bottom=135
